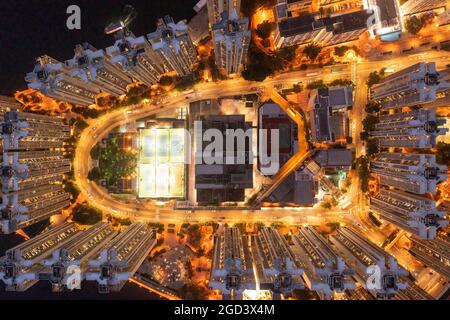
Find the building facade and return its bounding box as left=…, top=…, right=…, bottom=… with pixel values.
left=209, top=227, right=255, bottom=299
left=408, top=235, right=450, bottom=279
left=106, top=34, right=165, bottom=86
left=0, top=111, right=70, bottom=234
left=252, top=227, right=304, bottom=298
left=370, top=109, right=448, bottom=148
left=371, top=153, right=448, bottom=195
left=66, top=43, right=131, bottom=96
left=329, top=227, right=408, bottom=299
left=147, top=16, right=198, bottom=77
left=370, top=62, right=450, bottom=109
left=370, top=189, right=448, bottom=240
left=212, top=11, right=251, bottom=76
left=25, top=55, right=100, bottom=106
left=207, top=0, right=242, bottom=25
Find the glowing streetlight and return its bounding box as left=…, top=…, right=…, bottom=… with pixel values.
left=345, top=50, right=356, bottom=61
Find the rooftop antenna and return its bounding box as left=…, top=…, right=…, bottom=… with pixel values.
left=104, top=5, right=137, bottom=39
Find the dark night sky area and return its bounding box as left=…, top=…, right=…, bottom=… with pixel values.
left=0, top=0, right=198, bottom=95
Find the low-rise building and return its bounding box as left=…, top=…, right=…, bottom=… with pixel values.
left=309, top=86, right=352, bottom=144
left=195, top=115, right=253, bottom=204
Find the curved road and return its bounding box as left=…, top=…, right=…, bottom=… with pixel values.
left=73, top=51, right=450, bottom=225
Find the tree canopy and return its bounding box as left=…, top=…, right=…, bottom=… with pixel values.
left=255, top=21, right=275, bottom=39
left=405, top=16, right=425, bottom=35
left=303, top=42, right=322, bottom=61
left=99, top=137, right=137, bottom=187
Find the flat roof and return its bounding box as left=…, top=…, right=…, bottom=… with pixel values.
left=138, top=127, right=185, bottom=198
left=325, top=10, right=371, bottom=34
left=278, top=13, right=318, bottom=37
left=376, top=0, right=400, bottom=22
left=314, top=149, right=352, bottom=167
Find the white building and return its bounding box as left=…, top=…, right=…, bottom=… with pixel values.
left=370, top=62, right=450, bottom=109
left=106, top=34, right=165, bottom=86
left=25, top=55, right=100, bottom=106
left=371, top=153, right=448, bottom=195
left=207, top=0, right=241, bottom=25
left=1, top=111, right=70, bottom=234
left=66, top=43, right=131, bottom=96
left=209, top=227, right=255, bottom=299
left=147, top=16, right=198, bottom=77
left=370, top=189, right=448, bottom=240
left=370, top=109, right=448, bottom=148
left=212, top=10, right=251, bottom=76
left=293, top=226, right=355, bottom=300
left=330, top=227, right=408, bottom=299
left=364, top=0, right=402, bottom=41
left=252, top=227, right=304, bottom=299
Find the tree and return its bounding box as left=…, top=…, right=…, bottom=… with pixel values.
left=436, top=142, right=450, bottom=165
left=367, top=139, right=379, bottom=156
left=360, top=131, right=369, bottom=141
left=405, top=15, right=424, bottom=35
left=256, top=21, right=275, bottom=39
left=88, top=167, right=101, bottom=181
left=321, top=202, right=332, bottom=210
left=242, top=43, right=279, bottom=81
left=99, top=137, right=137, bottom=187
left=159, top=75, right=173, bottom=86
left=72, top=205, right=102, bottom=225
left=306, top=80, right=325, bottom=89
left=275, top=45, right=298, bottom=63
left=367, top=71, right=381, bottom=88
left=365, top=101, right=380, bottom=114
left=356, top=156, right=370, bottom=193
left=442, top=42, right=450, bottom=52
left=90, top=145, right=101, bottom=160
left=363, top=114, right=379, bottom=132
left=64, top=181, right=80, bottom=202
left=329, top=79, right=353, bottom=87
left=334, top=46, right=350, bottom=57
left=241, top=0, right=276, bottom=16
left=303, top=42, right=322, bottom=61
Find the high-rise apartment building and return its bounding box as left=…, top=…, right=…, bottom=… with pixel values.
left=371, top=153, right=448, bottom=195
left=370, top=189, right=448, bottom=240
left=66, top=43, right=131, bottom=96
left=329, top=227, right=408, bottom=299
left=1, top=111, right=70, bottom=234
left=86, top=223, right=156, bottom=293
left=212, top=10, right=250, bottom=76
left=252, top=227, right=304, bottom=298
left=147, top=16, right=198, bottom=77
left=207, top=0, right=241, bottom=25
left=370, top=62, right=450, bottom=109
left=209, top=227, right=255, bottom=299
left=408, top=235, right=450, bottom=279
left=370, top=109, right=448, bottom=148
left=25, top=55, right=100, bottom=106
left=292, top=226, right=355, bottom=300
left=106, top=33, right=165, bottom=86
